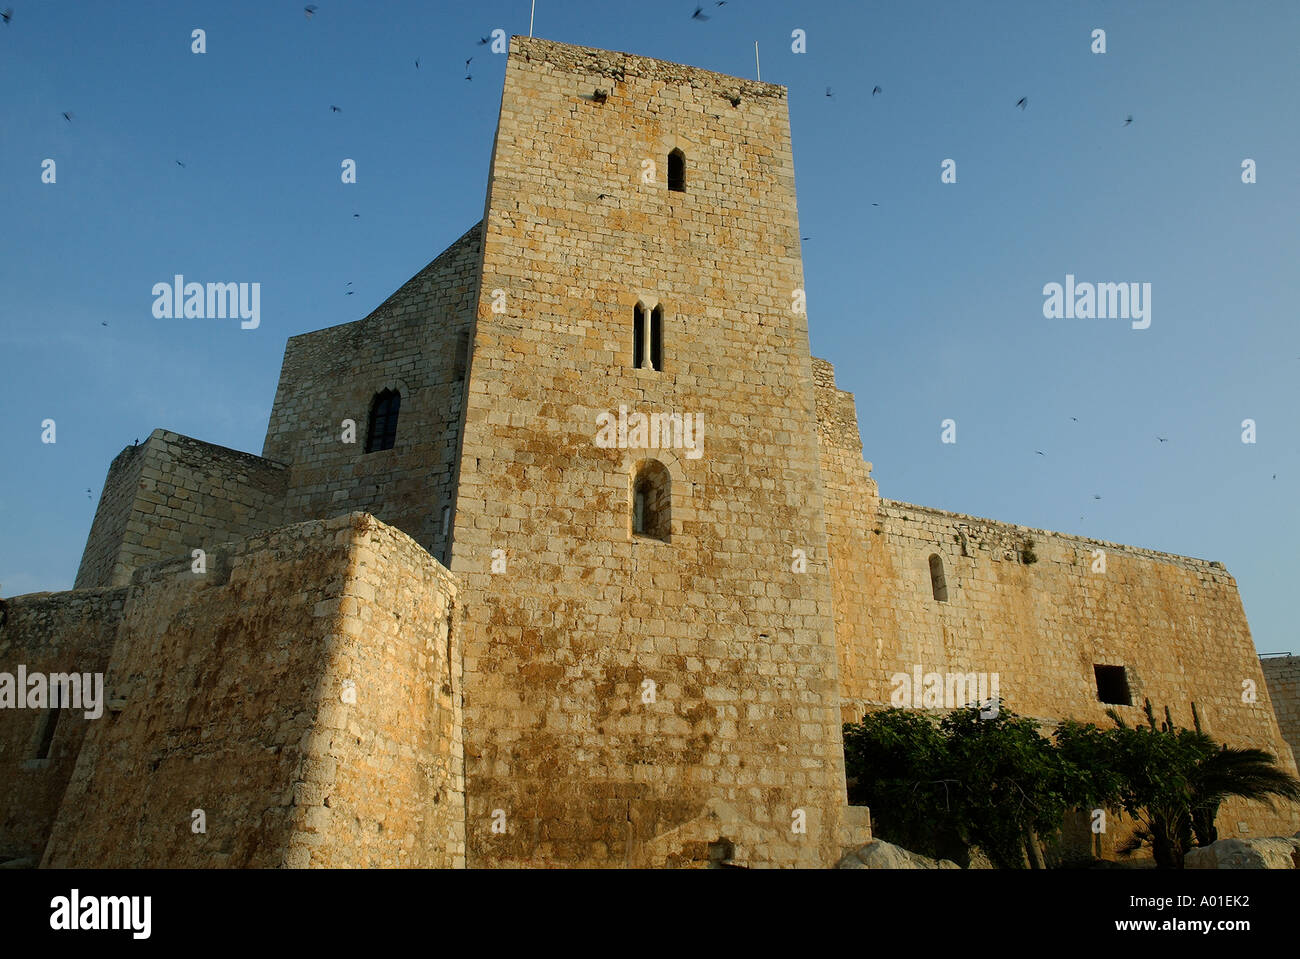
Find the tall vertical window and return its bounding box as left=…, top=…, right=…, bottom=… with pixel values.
left=34, top=708, right=60, bottom=759
left=633, top=302, right=664, bottom=372
left=365, top=389, right=400, bottom=453
left=634, top=304, right=646, bottom=370
left=928, top=553, right=948, bottom=602
left=650, top=305, right=663, bottom=371
left=632, top=460, right=671, bottom=542
left=668, top=149, right=686, bottom=193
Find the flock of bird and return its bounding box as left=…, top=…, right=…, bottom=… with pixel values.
left=7, top=5, right=1280, bottom=511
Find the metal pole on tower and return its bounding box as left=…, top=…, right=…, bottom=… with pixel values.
left=530, top=0, right=536, bottom=37
left=754, top=41, right=761, bottom=81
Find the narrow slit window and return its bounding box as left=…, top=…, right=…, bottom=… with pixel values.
left=668, top=149, right=686, bottom=192
left=365, top=389, right=400, bottom=453
left=650, top=305, right=663, bottom=371
left=634, top=304, right=646, bottom=369
left=928, top=553, right=948, bottom=602
left=34, top=708, right=61, bottom=760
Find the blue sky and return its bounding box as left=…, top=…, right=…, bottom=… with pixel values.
left=1, top=1, right=1296, bottom=654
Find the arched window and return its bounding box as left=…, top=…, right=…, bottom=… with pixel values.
left=365, top=389, right=400, bottom=453
left=632, top=460, right=671, bottom=541
left=928, top=553, right=948, bottom=602
left=668, top=149, right=686, bottom=193
left=633, top=303, right=664, bottom=371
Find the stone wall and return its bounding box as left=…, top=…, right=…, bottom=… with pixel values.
left=0, top=588, right=126, bottom=862
left=263, top=223, right=481, bottom=566
left=447, top=36, right=851, bottom=868
left=41, top=514, right=463, bottom=867
left=74, top=430, right=288, bottom=589
left=74, top=444, right=147, bottom=589
left=1261, top=654, right=1300, bottom=773
left=813, top=357, right=1300, bottom=840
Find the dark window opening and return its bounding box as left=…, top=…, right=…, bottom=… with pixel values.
left=650, top=305, right=663, bottom=371
left=633, top=304, right=646, bottom=369
left=928, top=553, right=948, bottom=602
left=365, top=389, right=400, bottom=453
left=668, top=149, right=686, bottom=193
left=34, top=708, right=60, bottom=760
left=707, top=837, right=734, bottom=867
left=1094, top=665, right=1131, bottom=705
left=632, top=460, right=671, bottom=542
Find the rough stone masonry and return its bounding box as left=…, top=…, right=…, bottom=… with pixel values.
left=0, top=36, right=1294, bottom=868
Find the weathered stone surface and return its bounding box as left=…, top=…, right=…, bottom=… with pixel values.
left=2, top=35, right=1295, bottom=870
left=815, top=357, right=1300, bottom=843
left=838, top=840, right=958, bottom=869
left=1184, top=836, right=1300, bottom=869
left=1261, top=655, right=1300, bottom=773
left=39, top=515, right=463, bottom=868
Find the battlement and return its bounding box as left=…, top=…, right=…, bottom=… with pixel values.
left=510, top=35, right=785, bottom=102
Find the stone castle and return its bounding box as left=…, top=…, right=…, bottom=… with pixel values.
left=2, top=37, right=1296, bottom=868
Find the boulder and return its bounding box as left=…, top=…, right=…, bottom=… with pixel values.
left=838, top=839, right=959, bottom=869
left=1184, top=837, right=1300, bottom=869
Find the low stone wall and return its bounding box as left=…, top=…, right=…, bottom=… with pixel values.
left=41, top=513, right=462, bottom=867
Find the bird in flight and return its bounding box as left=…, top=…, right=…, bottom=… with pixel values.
left=330, top=105, right=341, bottom=113
left=478, top=36, right=490, bottom=46
left=1124, top=115, right=1133, bottom=126
left=825, top=87, right=833, bottom=98
left=1093, top=494, right=1102, bottom=500
left=61, top=111, right=74, bottom=123
left=176, top=160, right=185, bottom=168
left=1157, top=436, right=1168, bottom=443
left=1035, top=450, right=1046, bottom=456
left=415, top=59, right=420, bottom=69
left=304, top=5, right=318, bottom=19
left=801, top=236, right=810, bottom=240
left=100, top=321, right=107, bottom=326
left=86, top=489, right=92, bottom=498
left=597, top=193, right=611, bottom=199
left=1, top=9, right=12, bottom=25
left=691, top=5, right=710, bottom=21
left=353, top=212, right=359, bottom=218
left=872, top=86, right=882, bottom=96
left=1016, top=97, right=1027, bottom=110
left=1070, top=416, right=1078, bottom=422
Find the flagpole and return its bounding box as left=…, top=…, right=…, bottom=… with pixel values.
left=530, top=0, right=535, bottom=37
left=754, top=41, right=760, bottom=81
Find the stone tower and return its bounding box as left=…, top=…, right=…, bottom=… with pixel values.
left=447, top=37, right=854, bottom=867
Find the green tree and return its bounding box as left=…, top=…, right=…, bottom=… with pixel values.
left=939, top=704, right=1068, bottom=868
left=842, top=708, right=964, bottom=862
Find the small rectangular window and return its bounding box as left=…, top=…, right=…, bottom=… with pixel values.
left=1094, top=665, right=1131, bottom=705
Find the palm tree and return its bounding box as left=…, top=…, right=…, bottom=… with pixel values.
left=1188, top=746, right=1300, bottom=846
left=1108, top=701, right=1300, bottom=866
